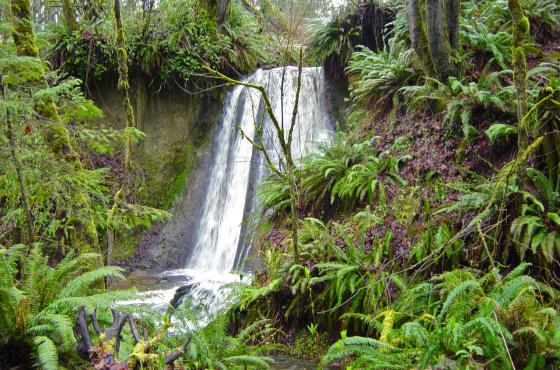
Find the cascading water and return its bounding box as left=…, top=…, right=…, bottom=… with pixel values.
left=129, top=67, right=333, bottom=315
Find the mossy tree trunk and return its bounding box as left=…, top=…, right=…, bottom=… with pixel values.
left=216, top=0, right=230, bottom=25
left=204, top=0, right=231, bottom=26
left=406, top=0, right=460, bottom=80
left=10, top=0, right=99, bottom=251
left=62, top=0, right=77, bottom=32
left=11, top=0, right=39, bottom=57
left=444, top=0, right=460, bottom=51
left=508, top=0, right=530, bottom=151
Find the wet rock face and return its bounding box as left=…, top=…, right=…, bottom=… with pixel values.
left=92, top=75, right=224, bottom=269
left=146, top=147, right=214, bottom=269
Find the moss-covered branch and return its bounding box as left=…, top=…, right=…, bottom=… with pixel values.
left=508, top=0, right=530, bottom=151
left=114, top=0, right=135, bottom=184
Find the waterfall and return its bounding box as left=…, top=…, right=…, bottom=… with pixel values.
left=128, top=67, right=333, bottom=314
left=187, top=66, right=333, bottom=273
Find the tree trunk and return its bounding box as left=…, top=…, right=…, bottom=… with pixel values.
left=444, top=0, right=461, bottom=52
left=10, top=0, right=39, bottom=57
left=406, top=0, right=459, bottom=80
left=216, top=0, right=230, bottom=25
left=203, top=0, right=229, bottom=26
left=62, top=0, right=77, bottom=32
left=425, top=0, right=458, bottom=80
left=406, top=0, right=433, bottom=76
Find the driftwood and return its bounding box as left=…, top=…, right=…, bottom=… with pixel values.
left=73, top=306, right=190, bottom=369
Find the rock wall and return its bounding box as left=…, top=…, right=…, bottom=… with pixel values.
left=91, top=75, right=225, bottom=269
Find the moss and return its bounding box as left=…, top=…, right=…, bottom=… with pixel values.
left=117, top=48, right=130, bottom=91
left=111, top=227, right=143, bottom=260
left=508, top=0, right=530, bottom=150
left=162, top=167, right=190, bottom=209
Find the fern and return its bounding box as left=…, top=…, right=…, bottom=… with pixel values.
left=486, top=123, right=518, bottom=143
left=0, top=244, right=137, bottom=368
left=322, top=265, right=559, bottom=369
left=347, top=42, right=418, bottom=113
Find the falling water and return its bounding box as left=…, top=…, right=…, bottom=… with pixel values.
left=129, top=67, right=333, bottom=315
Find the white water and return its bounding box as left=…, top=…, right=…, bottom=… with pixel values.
left=131, top=67, right=333, bottom=314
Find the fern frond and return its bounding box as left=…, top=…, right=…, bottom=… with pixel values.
left=32, top=336, right=59, bottom=370
left=59, top=266, right=125, bottom=298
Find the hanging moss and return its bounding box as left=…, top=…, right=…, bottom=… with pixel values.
left=117, top=48, right=130, bottom=90
left=114, top=0, right=136, bottom=183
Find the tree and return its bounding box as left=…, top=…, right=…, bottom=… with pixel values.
left=10, top=0, right=100, bottom=250
left=406, top=0, right=460, bottom=80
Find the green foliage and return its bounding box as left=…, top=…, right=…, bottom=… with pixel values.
left=463, top=0, right=560, bottom=41
left=347, top=43, right=417, bottom=113
left=322, top=267, right=560, bottom=369
left=486, top=123, right=518, bottom=143
left=0, top=52, right=170, bottom=252
left=460, top=19, right=512, bottom=69
left=51, top=0, right=271, bottom=83
left=221, top=3, right=272, bottom=74
left=401, top=71, right=516, bottom=133
left=260, top=133, right=407, bottom=214
left=511, top=168, right=560, bottom=264
left=289, top=329, right=328, bottom=360
left=158, top=305, right=275, bottom=369
left=51, top=23, right=116, bottom=81
left=0, top=244, right=135, bottom=369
